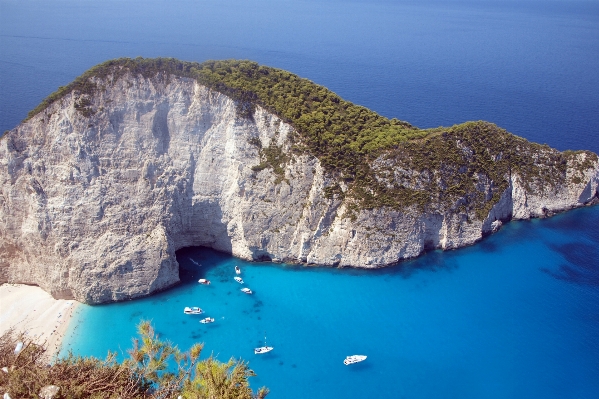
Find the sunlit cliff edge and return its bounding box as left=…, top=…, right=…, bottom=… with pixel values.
left=1, top=58, right=597, bottom=304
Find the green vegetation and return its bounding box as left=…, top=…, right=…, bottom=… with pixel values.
left=23, top=57, right=429, bottom=209
left=25, top=57, right=425, bottom=158
left=0, top=321, right=268, bottom=399
left=23, top=57, right=597, bottom=219
left=367, top=121, right=594, bottom=218
left=249, top=137, right=289, bottom=184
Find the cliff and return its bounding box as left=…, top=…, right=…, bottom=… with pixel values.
left=1, top=58, right=597, bottom=303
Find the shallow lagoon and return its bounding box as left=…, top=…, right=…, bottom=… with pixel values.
left=63, top=206, right=599, bottom=399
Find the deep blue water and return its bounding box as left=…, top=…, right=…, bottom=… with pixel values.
left=2, top=0, right=599, bottom=397
left=1, top=0, right=598, bottom=154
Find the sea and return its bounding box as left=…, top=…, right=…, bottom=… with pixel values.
left=1, top=1, right=598, bottom=398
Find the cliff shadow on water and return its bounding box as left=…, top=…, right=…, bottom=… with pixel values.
left=175, top=244, right=462, bottom=285
left=539, top=207, right=599, bottom=287
left=175, top=247, right=231, bottom=286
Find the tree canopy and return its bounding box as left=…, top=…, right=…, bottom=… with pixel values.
left=23, top=57, right=595, bottom=217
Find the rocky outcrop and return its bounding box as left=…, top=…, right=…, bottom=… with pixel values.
left=1, top=71, right=597, bottom=303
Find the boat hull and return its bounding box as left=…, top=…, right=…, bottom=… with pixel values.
left=343, top=355, right=367, bottom=365
left=254, top=346, right=274, bottom=354
left=184, top=307, right=204, bottom=315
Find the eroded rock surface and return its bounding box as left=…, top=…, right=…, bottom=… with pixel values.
left=1, top=73, right=597, bottom=303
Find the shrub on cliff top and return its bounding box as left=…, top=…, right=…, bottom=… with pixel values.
left=25, top=57, right=427, bottom=162
left=22, top=57, right=430, bottom=210
left=21, top=57, right=595, bottom=217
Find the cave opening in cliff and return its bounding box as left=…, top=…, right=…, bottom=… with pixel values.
left=174, top=246, right=232, bottom=286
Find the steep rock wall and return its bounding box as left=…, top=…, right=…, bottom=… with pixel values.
left=1, top=73, right=597, bottom=303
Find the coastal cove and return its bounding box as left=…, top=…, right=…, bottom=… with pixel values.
left=2, top=57, right=597, bottom=304
left=61, top=205, right=599, bottom=399
left=1, top=0, right=599, bottom=398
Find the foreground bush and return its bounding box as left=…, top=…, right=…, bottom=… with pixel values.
left=0, top=321, right=268, bottom=399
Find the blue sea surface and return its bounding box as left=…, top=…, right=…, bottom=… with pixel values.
left=62, top=207, right=599, bottom=399
left=2, top=0, right=599, bottom=397
left=1, top=0, right=598, bottom=154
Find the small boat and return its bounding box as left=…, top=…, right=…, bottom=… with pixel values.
left=235, top=266, right=241, bottom=275
left=343, top=355, right=367, bottom=365
left=200, top=317, right=215, bottom=324
left=198, top=279, right=211, bottom=285
left=254, top=334, right=273, bottom=354
left=183, top=307, right=204, bottom=315
left=241, top=287, right=252, bottom=294
left=234, top=276, right=244, bottom=284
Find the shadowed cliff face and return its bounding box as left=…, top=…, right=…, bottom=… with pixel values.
left=1, top=73, right=598, bottom=304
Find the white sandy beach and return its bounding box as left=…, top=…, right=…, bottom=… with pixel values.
left=0, top=284, right=78, bottom=357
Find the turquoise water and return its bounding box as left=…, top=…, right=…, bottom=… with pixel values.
left=62, top=206, right=599, bottom=398
left=3, top=0, right=599, bottom=397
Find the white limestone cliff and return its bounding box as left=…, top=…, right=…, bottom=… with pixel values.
left=1, top=73, right=597, bottom=303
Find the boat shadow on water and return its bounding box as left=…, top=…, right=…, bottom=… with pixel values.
left=253, top=351, right=279, bottom=360
left=345, top=361, right=372, bottom=371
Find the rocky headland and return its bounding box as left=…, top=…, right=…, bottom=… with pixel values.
left=1, top=58, right=597, bottom=304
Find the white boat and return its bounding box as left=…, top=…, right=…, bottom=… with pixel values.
left=235, top=265, right=241, bottom=274
left=199, top=317, right=215, bottom=324
left=254, top=333, right=273, bottom=354
left=343, top=355, right=367, bottom=365
left=198, top=278, right=211, bottom=285
left=241, top=287, right=252, bottom=294
left=254, top=346, right=273, bottom=354
left=183, top=307, right=204, bottom=315
left=234, top=276, right=244, bottom=284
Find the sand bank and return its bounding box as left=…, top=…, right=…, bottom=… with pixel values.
left=0, top=284, right=78, bottom=357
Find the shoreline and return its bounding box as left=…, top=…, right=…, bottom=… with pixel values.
left=0, top=283, right=79, bottom=358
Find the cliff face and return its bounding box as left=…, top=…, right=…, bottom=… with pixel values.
left=1, top=72, right=598, bottom=303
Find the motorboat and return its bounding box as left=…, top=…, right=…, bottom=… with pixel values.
left=199, top=317, right=215, bottom=324
left=235, top=266, right=241, bottom=275
left=234, top=276, right=244, bottom=284
left=254, top=333, right=273, bottom=354
left=343, top=355, right=367, bottom=365
left=183, top=307, right=204, bottom=315
left=198, top=279, right=211, bottom=285
left=241, top=287, right=252, bottom=294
